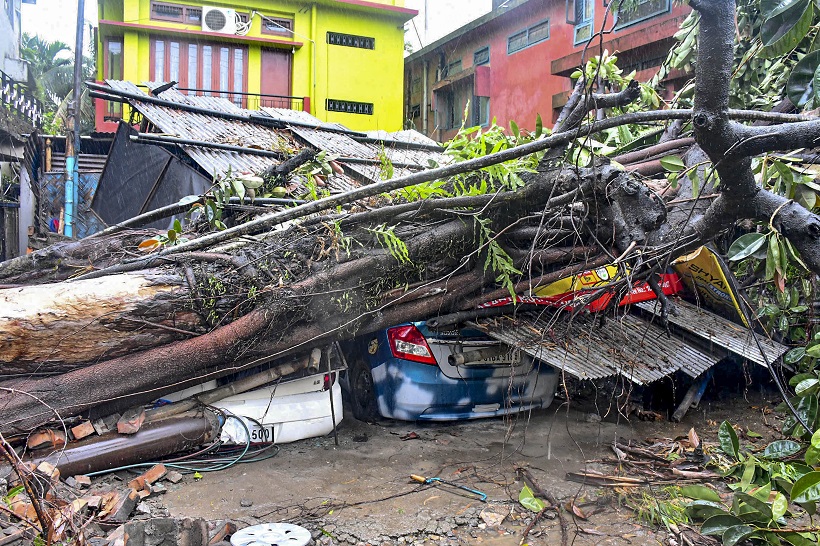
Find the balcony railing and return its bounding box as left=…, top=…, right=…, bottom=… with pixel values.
left=175, top=88, right=306, bottom=111
left=95, top=84, right=309, bottom=131
left=1, top=70, right=43, bottom=128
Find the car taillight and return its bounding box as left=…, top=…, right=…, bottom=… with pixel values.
left=323, top=372, right=336, bottom=391
left=387, top=325, right=438, bottom=365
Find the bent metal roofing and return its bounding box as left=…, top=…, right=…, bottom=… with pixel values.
left=101, top=80, right=446, bottom=192
left=471, top=298, right=789, bottom=385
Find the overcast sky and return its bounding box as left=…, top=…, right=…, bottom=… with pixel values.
left=404, top=0, right=492, bottom=52
left=21, top=0, right=97, bottom=51
left=21, top=0, right=490, bottom=53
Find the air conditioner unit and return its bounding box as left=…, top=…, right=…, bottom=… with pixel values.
left=202, top=7, right=237, bottom=34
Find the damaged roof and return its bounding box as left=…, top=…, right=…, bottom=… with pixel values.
left=472, top=298, right=789, bottom=385
left=100, top=80, right=446, bottom=190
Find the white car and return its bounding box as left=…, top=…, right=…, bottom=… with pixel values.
left=160, top=371, right=343, bottom=445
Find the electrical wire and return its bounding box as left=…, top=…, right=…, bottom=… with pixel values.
left=84, top=412, right=275, bottom=477
left=717, top=250, right=814, bottom=433
left=234, top=11, right=252, bottom=36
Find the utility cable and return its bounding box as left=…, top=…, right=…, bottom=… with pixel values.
left=718, top=250, right=813, bottom=433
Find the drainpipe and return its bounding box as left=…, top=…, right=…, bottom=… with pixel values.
left=65, top=0, right=85, bottom=238
left=310, top=3, right=318, bottom=116
left=422, top=60, right=429, bottom=135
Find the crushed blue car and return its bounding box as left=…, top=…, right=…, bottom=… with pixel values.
left=340, top=321, right=558, bottom=421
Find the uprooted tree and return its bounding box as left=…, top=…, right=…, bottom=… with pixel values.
left=1, top=0, right=819, bottom=437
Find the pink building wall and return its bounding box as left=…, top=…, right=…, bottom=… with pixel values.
left=405, top=0, right=690, bottom=142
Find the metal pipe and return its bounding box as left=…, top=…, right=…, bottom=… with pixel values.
left=63, top=0, right=85, bottom=238
left=145, top=357, right=311, bottom=423
left=26, top=415, right=218, bottom=477
left=422, top=60, right=429, bottom=135
left=130, top=133, right=287, bottom=160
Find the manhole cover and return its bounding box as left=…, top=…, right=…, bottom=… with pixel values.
left=230, top=523, right=311, bottom=546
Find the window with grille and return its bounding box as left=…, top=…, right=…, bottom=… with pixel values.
left=186, top=7, right=201, bottom=24
left=151, top=2, right=183, bottom=21
left=150, top=1, right=204, bottom=24
left=327, top=32, right=375, bottom=50
left=447, top=59, right=462, bottom=76
left=262, top=16, right=294, bottom=35
left=473, top=47, right=490, bottom=66
left=507, top=20, right=550, bottom=54
left=615, top=0, right=671, bottom=29
left=326, top=99, right=374, bottom=115
left=572, top=0, right=594, bottom=45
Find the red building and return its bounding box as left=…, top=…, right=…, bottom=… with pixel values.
left=404, top=0, right=690, bottom=142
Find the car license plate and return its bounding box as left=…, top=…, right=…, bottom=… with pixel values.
left=461, top=351, right=517, bottom=366
left=247, top=424, right=276, bottom=443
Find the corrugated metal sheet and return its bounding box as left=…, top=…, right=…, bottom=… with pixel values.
left=473, top=296, right=792, bottom=384
left=105, top=81, right=447, bottom=192
left=260, top=106, right=348, bottom=131
left=634, top=298, right=789, bottom=366
left=107, top=80, right=294, bottom=179
left=472, top=310, right=718, bottom=385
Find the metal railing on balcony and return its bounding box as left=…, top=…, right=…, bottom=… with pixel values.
left=1, top=70, right=43, bottom=128
left=175, top=88, right=305, bottom=111
left=95, top=83, right=308, bottom=131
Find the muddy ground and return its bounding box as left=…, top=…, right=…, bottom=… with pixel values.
left=139, top=375, right=782, bottom=546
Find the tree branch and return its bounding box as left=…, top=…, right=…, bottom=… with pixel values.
left=730, top=119, right=820, bottom=157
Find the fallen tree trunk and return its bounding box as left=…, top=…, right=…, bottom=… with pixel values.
left=0, top=272, right=200, bottom=375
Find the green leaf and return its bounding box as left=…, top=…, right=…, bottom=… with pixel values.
left=781, top=532, right=818, bottom=546
left=518, top=485, right=545, bottom=512
left=510, top=120, right=520, bottom=142
left=701, top=514, right=744, bottom=536
left=660, top=154, right=686, bottom=172
left=761, top=0, right=813, bottom=58
left=735, top=492, right=774, bottom=522
left=812, top=428, right=820, bottom=449
left=796, top=378, right=820, bottom=397
left=680, top=485, right=722, bottom=502
left=689, top=503, right=730, bottom=522
left=772, top=491, right=788, bottom=521
left=787, top=49, right=820, bottom=107
left=167, top=229, right=177, bottom=242
left=720, top=421, right=740, bottom=459
left=231, top=178, right=246, bottom=202
left=4, top=485, right=23, bottom=501
left=535, top=113, right=543, bottom=139
left=789, top=372, right=813, bottom=386
left=807, top=344, right=820, bottom=358
left=741, top=458, right=757, bottom=491
left=722, top=524, right=756, bottom=546
left=728, top=233, right=767, bottom=261
left=791, top=471, right=820, bottom=503
left=763, top=439, right=803, bottom=459
left=762, top=0, right=808, bottom=18
left=173, top=219, right=183, bottom=234
left=767, top=235, right=780, bottom=280
left=805, top=444, right=820, bottom=466
left=239, top=175, right=265, bottom=189
left=797, top=185, right=818, bottom=210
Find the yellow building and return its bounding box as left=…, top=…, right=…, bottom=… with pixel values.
left=95, top=0, right=416, bottom=132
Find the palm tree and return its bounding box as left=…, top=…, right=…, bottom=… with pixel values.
left=21, top=33, right=97, bottom=134
left=20, top=33, right=73, bottom=107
